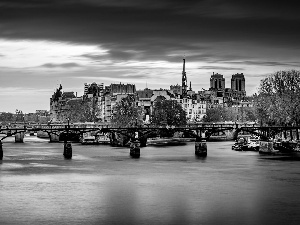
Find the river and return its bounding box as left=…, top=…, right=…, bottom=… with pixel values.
left=0, top=136, right=299, bottom=225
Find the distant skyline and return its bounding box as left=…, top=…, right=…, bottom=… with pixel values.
left=1, top=0, right=300, bottom=113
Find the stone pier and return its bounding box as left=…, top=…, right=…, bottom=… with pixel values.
left=130, top=141, right=140, bottom=158
left=63, top=141, right=72, bottom=159
left=195, top=137, right=207, bottom=157
left=15, top=132, right=25, bottom=143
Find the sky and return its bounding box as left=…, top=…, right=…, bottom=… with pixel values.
left=0, top=0, right=300, bottom=113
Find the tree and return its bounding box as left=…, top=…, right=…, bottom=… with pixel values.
left=202, top=107, right=224, bottom=122
left=109, top=95, right=144, bottom=146
left=243, top=107, right=256, bottom=122
left=202, top=106, right=257, bottom=122
left=254, top=70, right=300, bottom=126
left=62, top=96, right=99, bottom=123
left=0, top=112, right=14, bottom=124
left=111, top=95, right=144, bottom=127
left=151, top=100, right=187, bottom=126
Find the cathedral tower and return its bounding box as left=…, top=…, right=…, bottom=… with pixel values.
left=231, top=73, right=245, bottom=92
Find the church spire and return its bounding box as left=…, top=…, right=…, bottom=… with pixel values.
left=182, top=58, right=187, bottom=98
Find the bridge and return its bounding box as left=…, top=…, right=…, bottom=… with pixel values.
left=1, top=122, right=299, bottom=159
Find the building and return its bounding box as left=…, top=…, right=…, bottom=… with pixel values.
left=50, top=85, right=81, bottom=122
left=210, top=72, right=225, bottom=91
left=177, top=98, right=206, bottom=121
left=84, top=82, right=104, bottom=97
left=231, top=73, right=246, bottom=100
left=50, top=58, right=252, bottom=124
left=182, top=58, right=188, bottom=98
left=99, top=83, right=137, bottom=123
left=136, top=88, right=153, bottom=122
left=205, top=72, right=248, bottom=108
left=231, top=73, right=245, bottom=92
left=110, top=83, right=136, bottom=95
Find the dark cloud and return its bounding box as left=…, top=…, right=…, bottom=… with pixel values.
left=40, top=63, right=81, bottom=68
left=0, top=0, right=54, bottom=7
left=2, top=0, right=299, bottom=20
left=0, top=0, right=300, bottom=64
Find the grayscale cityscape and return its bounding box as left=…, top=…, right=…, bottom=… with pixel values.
left=1, top=1, right=300, bottom=225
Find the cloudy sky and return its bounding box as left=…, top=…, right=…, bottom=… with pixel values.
left=1, top=0, right=300, bottom=113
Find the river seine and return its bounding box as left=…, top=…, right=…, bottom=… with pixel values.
left=0, top=136, right=299, bottom=225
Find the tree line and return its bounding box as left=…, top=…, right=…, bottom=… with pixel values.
left=0, top=110, right=50, bottom=125
left=111, top=96, right=187, bottom=127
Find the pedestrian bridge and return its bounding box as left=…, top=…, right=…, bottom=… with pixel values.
left=1, top=122, right=299, bottom=159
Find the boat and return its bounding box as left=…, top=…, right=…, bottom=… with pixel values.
left=246, top=136, right=260, bottom=151
left=232, top=137, right=248, bottom=151
left=97, top=134, right=110, bottom=144
left=274, top=139, right=298, bottom=153
left=81, top=136, right=97, bottom=145
left=81, top=133, right=110, bottom=145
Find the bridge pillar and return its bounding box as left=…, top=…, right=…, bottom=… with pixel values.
left=15, top=132, right=25, bottom=143
left=195, top=137, right=207, bottom=157
left=109, top=132, right=116, bottom=146
left=259, top=141, right=274, bottom=154
left=63, top=141, right=72, bottom=159
left=0, top=141, right=3, bottom=160
left=130, top=141, right=140, bottom=158
left=49, top=133, right=60, bottom=142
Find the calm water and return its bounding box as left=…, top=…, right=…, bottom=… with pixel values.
left=0, top=136, right=299, bottom=225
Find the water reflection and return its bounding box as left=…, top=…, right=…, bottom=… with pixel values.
left=0, top=139, right=299, bottom=225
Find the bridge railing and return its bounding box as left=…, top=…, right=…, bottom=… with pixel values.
left=1, top=122, right=261, bottom=131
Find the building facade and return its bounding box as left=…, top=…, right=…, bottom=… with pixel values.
left=99, top=83, right=137, bottom=123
